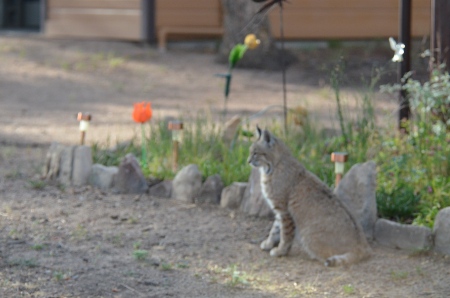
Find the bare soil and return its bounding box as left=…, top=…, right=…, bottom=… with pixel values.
left=1, top=36, right=449, bottom=297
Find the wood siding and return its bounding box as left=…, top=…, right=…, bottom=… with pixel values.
left=44, top=0, right=431, bottom=41
left=155, top=0, right=222, bottom=29
left=268, top=0, right=431, bottom=39
left=45, top=0, right=142, bottom=40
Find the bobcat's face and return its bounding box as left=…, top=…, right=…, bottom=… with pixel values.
left=247, top=127, right=278, bottom=174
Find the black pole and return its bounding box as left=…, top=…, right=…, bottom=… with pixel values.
left=398, top=0, right=412, bottom=129
left=141, top=0, right=156, bottom=43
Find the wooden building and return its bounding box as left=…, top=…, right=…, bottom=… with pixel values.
left=1, top=0, right=431, bottom=50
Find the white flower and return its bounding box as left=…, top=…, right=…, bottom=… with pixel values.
left=389, top=37, right=405, bottom=62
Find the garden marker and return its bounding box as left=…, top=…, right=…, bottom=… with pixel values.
left=168, top=120, right=183, bottom=172
left=331, top=152, right=348, bottom=187
left=77, top=112, right=92, bottom=145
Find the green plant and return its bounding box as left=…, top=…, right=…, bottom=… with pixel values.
left=132, top=249, right=148, bottom=261
left=224, top=264, right=249, bottom=287
left=53, top=271, right=65, bottom=282
left=28, top=179, right=46, bottom=190
left=160, top=262, right=173, bottom=271
left=31, top=243, right=44, bottom=251
left=390, top=270, right=409, bottom=280
left=342, top=284, right=355, bottom=295
left=8, top=258, right=39, bottom=268
left=133, top=241, right=141, bottom=250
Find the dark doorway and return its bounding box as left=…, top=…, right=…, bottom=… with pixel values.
left=1, top=0, right=41, bottom=31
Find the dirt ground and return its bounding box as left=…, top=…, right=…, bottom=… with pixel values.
left=1, top=35, right=449, bottom=297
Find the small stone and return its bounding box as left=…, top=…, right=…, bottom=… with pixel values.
left=148, top=180, right=173, bottom=198
left=113, top=153, right=148, bottom=194
left=240, top=168, right=273, bottom=217
left=72, top=145, right=93, bottom=186
left=88, top=164, right=118, bottom=190
left=171, top=164, right=202, bottom=203
left=433, top=207, right=450, bottom=255
left=374, top=218, right=433, bottom=250
left=221, top=182, right=247, bottom=209
left=334, top=161, right=377, bottom=240
left=196, top=174, right=224, bottom=205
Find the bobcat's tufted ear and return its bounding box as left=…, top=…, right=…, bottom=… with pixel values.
left=262, top=129, right=276, bottom=147
left=256, top=125, right=262, bottom=140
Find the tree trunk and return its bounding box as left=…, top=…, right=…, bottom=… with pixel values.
left=217, top=0, right=295, bottom=70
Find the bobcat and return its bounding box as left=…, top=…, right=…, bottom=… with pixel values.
left=247, top=127, right=371, bottom=266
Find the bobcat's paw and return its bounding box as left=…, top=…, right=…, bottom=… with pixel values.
left=269, top=247, right=288, bottom=257
left=260, top=239, right=275, bottom=251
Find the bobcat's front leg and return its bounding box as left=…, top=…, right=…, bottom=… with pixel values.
left=260, top=218, right=281, bottom=251
left=269, top=212, right=295, bottom=257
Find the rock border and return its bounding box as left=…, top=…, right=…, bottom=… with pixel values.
left=43, top=143, right=450, bottom=256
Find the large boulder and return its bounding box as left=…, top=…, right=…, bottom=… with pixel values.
left=88, top=164, right=118, bottom=190
left=221, top=182, right=247, bottom=209
left=196, top=174, right=224, bottom=205
left=44, top=143, right=93, bottom=187
left=374, top=218, right=433, bottom=250
left=433, top=207, right=450, bottom=255
left=72, top=146, right=93, bottom=186
left=113, top=153, right=148, bottom=194
left=172, top=164, right=202, bottom=203
left=240, top=168, right=273, bottom=217
left=334, top=161, right=377, bottom=240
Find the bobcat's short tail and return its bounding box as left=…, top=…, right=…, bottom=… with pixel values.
left=324, top=249, right=371, bottom=267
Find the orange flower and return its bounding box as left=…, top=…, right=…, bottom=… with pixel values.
left=132, top=102, right=152, bottom=123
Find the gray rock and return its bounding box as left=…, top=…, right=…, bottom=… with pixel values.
left=220, top=182, right=247, bottom=209
left=374, top=218, right=433, bottom=250
left=171, top=164, right=202, bottom=203
left=222, top=115, right=241, bottom=144
left=433, top=207, right=450, bottom=255
left=148, top=180, right=173, bottom=198
left=334, top=161, right=377, bottom=240
left=43, top=142, right=65, bottom=180
left=59, top=145, right=76, bottom=186
left=88, top=164, right=118, bottom=190
left=113, top=153, right=148, bottom=194
left=196, top=174, right=224, bottom=205
left=72, top=145, right=93, bottom=186
left=240, top=168, right=273, bottom=217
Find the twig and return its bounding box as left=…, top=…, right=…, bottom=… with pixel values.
left=120, top=283, right=145, bottom=297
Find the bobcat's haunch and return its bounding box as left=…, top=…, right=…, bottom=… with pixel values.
left=248, top=127, right=371, bottom=266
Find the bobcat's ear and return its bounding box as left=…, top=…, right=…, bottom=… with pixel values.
left=256, top=125, right=262, bottom=140
left=262, top=129, right=276, bottom=147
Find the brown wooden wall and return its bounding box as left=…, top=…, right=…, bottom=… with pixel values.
left=268, top=0, right=431, bottom=39
left=155, top=0, right=222, bottom=30
left=45, top=0, right=142, bottom=40
left=44, top=0, right=431, bottom=41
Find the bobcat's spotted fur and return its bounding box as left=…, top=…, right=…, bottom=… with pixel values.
left=247, top=127, right=371, bottom=266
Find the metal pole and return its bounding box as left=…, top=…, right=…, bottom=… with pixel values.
left=279, top=4, right=288, bottom=135
left=398, top=0, right=412, bottom=129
